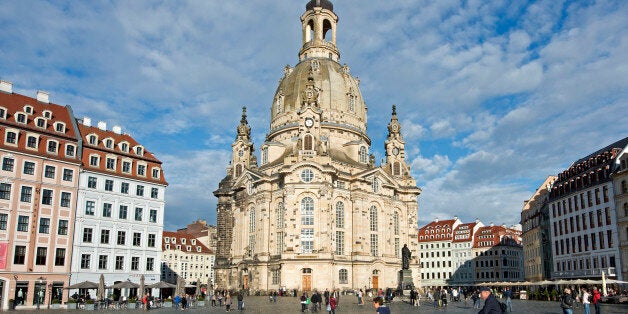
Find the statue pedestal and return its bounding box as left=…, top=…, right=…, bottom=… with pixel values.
left=398, top=269, right=414, bottom=294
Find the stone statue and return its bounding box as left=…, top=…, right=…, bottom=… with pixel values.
left=402, top=244, right=411, bottom=270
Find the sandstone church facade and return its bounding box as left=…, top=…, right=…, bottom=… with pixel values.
left=214, top=0, right=421, bottom=292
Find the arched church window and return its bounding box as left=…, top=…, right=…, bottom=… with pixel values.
left=301, top=197, right=315, bottom=225
left=359, top=146, right=367, bottom=163
left=393, top=212, right=399, bottom=235
left=235, top=164, right=243, bottom=177
left=304, top=134, right=313, bottom=150
left=369, top=205, right=378, bottom=232
left=372, top=177, right=379, bottom=193
left=336, top=202, right=345, bottom=228
left=249, top=209, right=256, bottom=233
left=393, top=162, right=401, bottom=176
left=307, top=20, right=315, bottom=42
left=323, top=19, right=332, bottom=41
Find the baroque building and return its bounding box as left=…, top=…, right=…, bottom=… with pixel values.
left=214, top=0, right=421, bottom=292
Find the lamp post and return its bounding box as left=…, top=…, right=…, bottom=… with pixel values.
left=47, top=283, right=52, bottom=309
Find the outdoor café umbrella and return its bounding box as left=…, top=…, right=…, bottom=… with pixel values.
left=107, top=281, right=139, bottom=289
left=140, top=275, right=145, bottom=297
left=148, top=281, right=177, bottom=299
left=66, top=281, right=99, bottom=289
left=98, top=274, right=106, bottom=300
left=602, top=271, right=607, bottom=296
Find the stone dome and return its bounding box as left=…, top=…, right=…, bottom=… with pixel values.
left=306, top=0, right=333, bottom=11
left=269, top=57, right=367, bottom=135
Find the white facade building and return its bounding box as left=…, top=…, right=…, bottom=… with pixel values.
left=70, top=120, right=167, bottom=296
left=161, top=231, right=214, bottom=288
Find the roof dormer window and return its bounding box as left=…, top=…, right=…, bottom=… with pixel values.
left=119, top=142, right=129, bottom=153
left=181, top=238, right=186, bottom=244
left=54, top=122, right=66, bottom=133
left=88, top=134, right=98, bottom=145
left=23, top=105, right=33, bottom=114
left=134, top=146, right=144, bottom=156
left=171, top=237, right=176, bottom=244
left=104, top=138, right=114, bottom=149
left=42, top=110, right=52, bottom=119
left=165, top=244, right=170, bottom=250
left=197, top=247, right=201, bottom=252
left=165, top=237, right=170, bottom=243
left=187, top=245, right=191, bottom=251
left=0, top=107, right=7, bottom=119
left=151, top=167, right=161, bottom=179
left=35, top=117, right=46, bottom=128
left=16, top=113, right=26, bottom=124
left=191, top=239, right=196, bottom=245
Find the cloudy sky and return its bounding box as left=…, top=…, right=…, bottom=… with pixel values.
left=1, top=0, right=626, bottom=230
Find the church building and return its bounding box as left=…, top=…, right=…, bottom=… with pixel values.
left=213, top=0, right=422, bottom=292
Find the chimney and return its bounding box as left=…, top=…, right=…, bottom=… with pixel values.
left=112, top=125, right=122, bottom=134
left=98, top=121, right=107, bottom=131
left=83, top=117, right=92, bottom=127
left=36, top=91, right=49, bottom=103
left=0, top=80, right=12, bottom=93
left=454, top=215, right=458, bottom=221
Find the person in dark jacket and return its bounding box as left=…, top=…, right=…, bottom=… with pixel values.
left=478, top=287, right=503, bottom=314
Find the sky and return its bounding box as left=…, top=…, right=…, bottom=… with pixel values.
left=1, top=0, right=627, bottom=231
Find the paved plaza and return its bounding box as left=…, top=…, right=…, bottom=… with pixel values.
left=7, top=297, right=628, bottom=314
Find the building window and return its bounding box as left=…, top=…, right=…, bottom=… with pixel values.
left=17, top=215, right=29, bottom=231
left=370, top=234, right=379, bottom=256
left=303, top=134, right=313, bottom=150
left=63, top=169, right=73, bottom=181
left=372, top=177, right=379, bottom=193
left=102, top=203, right=112, bottom=217
left=83, top=228, right=93, bottom=242
left=151, top=188, right=159, bottom=199
left=35, top=247, right=47, bottom=265
left=98, top=255, right=108, bottom=270
left=393, top=162, right=401, bottom=176
left=133, top=232, right=141, bottom=246
left=359, top=146, right=367, bottom=163
left=131, top=257, right=140, bottom=270
left=106, top=158, right=116, bottom=170
left=55, top=248, right=66, bottom=266
left=135, top=146, right=144, bottom=155
left=104, top=179, right=114, bottom=191
left=100, top=229, right=110, bottom=244
left=81, top=254, right=91, bottom=269
left=301, top=197, right=314, bottom=225
left=339, top=269, right=348, bottom=284
left=55, top=122, right=65, bottom=133
left=14, top=246, right=26, bottom=264
left=301, top=228, right=314, bottom=254
left=47, top=140, right=58, bottom=153
left=135, top=207, right=143, bottom=221
left=27, top=136, right=38, bottom=148
left=136, top=185, right=144, bottom=196
left=117, top=231, right=126, bottom=245
left=272, top=270, right=280, bottom=284
left=5, top=131, right=17, bottom=144
left=276, top=232, right=284, bottom=255
left=44, top=165, right=55, bottom=178
left=120, top=142, right=129, bottom=152
left=88, top=176, right=97, bottom=189
left=336, top=202, right=344, bottom=228
left=39, top=218, right=50, bottom=234
left=23, top=161, right=35, bottom=175
left=36, top=117, right=46, bottom=127
left=137, top=164, right=146, bottom=176
left=60, top=192, right=71, bottom=207
left=152, top=168, right=160, bottom=179
left=0, top=183, right=11, bottom=199
left=395, top=238, right=400, bottom=258
left=122, top=161, right=131, bottom=173
left=393, top=212, right=399, bottom=235
left=115, top=256, right=124, bottom=270
left=148, top=234, right=156, bottom=247
left=0, top=213, right=7, bottom=230
left=249, top=209, right=256, bottom=233
left=121, top=182, right=129, bottom=194
left=336, top=231, right=344, bottom=255
left=65, top=144, right=75, bottom=157
left=369, top=206, right=378, bottom=231
left=41, top=189, right=53, bottom=205
left=85, top=200, right=95, bottom=215
left=2, top=157, right=14, bottom=171
left=301, top=169, right=314, bottom=183
left=149, top=209, right=157, bottom=223
left=277, top=202, right=285, bottom=229
left=58, top=220, right=68, bottom=235
left=89, top=155, right=99, bottom=167
left=261, top=147, right=268, bottom=165
left=146, top=257, right=154, bottom=271
left=119, top=205, right=128, bottom=219
left=20, top=186, right=32, bottom=202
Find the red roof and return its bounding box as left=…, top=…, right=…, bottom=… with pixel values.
left=473, top=226, right=522, bottom=248
left=162, top=231, right=212, bottom=254
left=418, top=219, right=457, bottom=242
left=452, top=222, right=477, bottom=243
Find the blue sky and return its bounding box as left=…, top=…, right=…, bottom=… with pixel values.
left=1, top=0, right=626, bottom=231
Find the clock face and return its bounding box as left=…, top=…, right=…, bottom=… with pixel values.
left=305, top=118, right=314, bottom=128
left=392, top=147, right=399, bottom=156
left=392, top=124, right=399, bottom=132
left=238, top=150, right=244, bottom=157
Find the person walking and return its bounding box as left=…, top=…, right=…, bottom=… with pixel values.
left=237, top=292, right=244, bottom=313
left=560, top=288, right=575, bottom=314
left=357, top=289, right=363, bottom=305
left=478, top=287, right=503, bottom=314
left=373, top=297, right=390, bottom=314
left=592, top=287, right=601, bottom=314
left=327, top=295, right=337, bottom=314
left=225, top=293, right=232, bottom=312
left=504, top=288, right=512, bottom=312
left=174, top=295, right=181, bottom=310
left=581, top=287, right=591, bottom=314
